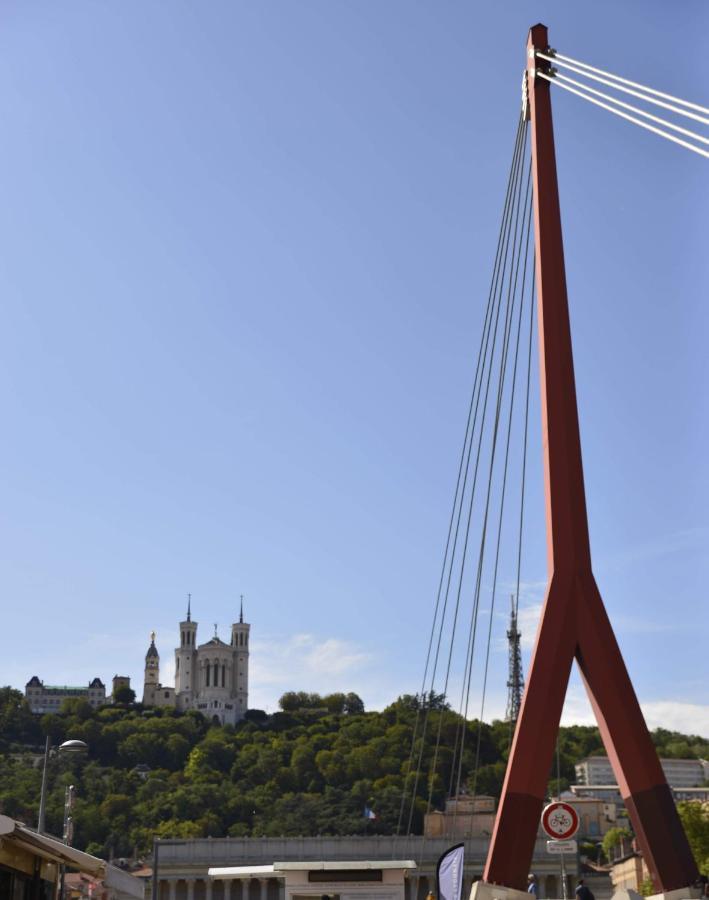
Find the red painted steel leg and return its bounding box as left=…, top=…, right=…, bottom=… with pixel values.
left=482, top=24, right=698, bottom=893
left=576, top=574, right=698, bottom=891
left=483, top=576, right=577, bottom=889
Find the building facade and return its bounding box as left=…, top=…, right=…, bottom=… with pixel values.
left=423, top=795, right=497, bottom=838
left=112, top=675, right=132, bottom=698
left=574, top=755, right=709, bottom=788
left=25, top=676, right=106, bottom=713
left=142, top=599, right=250, bottom=726
left=424, top=792, right=616, bottom=841
left=147, top=835, right=586, bottom=900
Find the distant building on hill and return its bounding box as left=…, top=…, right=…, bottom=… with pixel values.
left=112, top=675, right=132, bottom=699
left=575, top=755, right=709, bottom=788
left=142, top=595, right=250, bottom=726
left=24, top=676, right=106, bottom=713
left=22, top=595, right=251, bottom=725
left=425, top=792, right=617, bottom=841
left=424, top=794, right=497, bottom=838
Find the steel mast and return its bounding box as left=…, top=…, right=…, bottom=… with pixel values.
left=479, top=24, right=698, bottom=896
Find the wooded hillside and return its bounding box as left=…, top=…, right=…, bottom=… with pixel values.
left=1, top=686, right=706, bottom=860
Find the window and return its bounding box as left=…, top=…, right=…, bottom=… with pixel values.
left=206, top=664, right=210, bottom=687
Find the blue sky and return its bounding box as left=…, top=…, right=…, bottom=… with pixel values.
left=1, top=2, right=707, bottom=736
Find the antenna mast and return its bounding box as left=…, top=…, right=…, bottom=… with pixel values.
left=505, top=595, right=524, bottom=723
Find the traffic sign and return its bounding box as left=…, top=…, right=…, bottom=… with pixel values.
left=541, top=801, right=579, bottom=840
left=546, top=840, right=577, bottom=855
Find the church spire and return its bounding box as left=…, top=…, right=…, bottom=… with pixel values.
left=187, top=593, right=191, bottom=622
left=239, top=594, right=244, bottom=624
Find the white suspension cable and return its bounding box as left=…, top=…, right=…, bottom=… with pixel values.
left=536, top=71, right=709, bottom=160
left=554, top=71, right=709, bottom=146
left=548, top=50, right=709, bottom=118
left=536, top=52, right=709, bottom=127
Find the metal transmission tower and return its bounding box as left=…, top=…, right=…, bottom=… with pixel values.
left=505, top=596, right=524, bottom=722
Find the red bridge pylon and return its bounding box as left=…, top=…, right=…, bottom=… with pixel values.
left=481, top=24, right=698, bottom=896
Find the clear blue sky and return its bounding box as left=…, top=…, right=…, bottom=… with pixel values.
left=1, top=2, right=707, bottom=735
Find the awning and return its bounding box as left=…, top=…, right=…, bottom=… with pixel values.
left=0, top=816, right=144, bottom=899
left=210, top=866, right=278, bottom=880
left=209, top=861, right=417, bottom=879
left=274, top=862, right=416, bottom=871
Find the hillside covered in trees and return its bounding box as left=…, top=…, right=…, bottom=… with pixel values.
left=0, top=685, right=707, bottom=861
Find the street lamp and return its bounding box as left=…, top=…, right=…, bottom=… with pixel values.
left=37, top=737, right=88, bottom=834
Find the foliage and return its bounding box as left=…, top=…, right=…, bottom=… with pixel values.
left=602, top=826, right=633, bottom=860
left=277, top=692, right=364, bottom=715
left=638, top=876, right=655, bottom=897
left=677, top=801, right=709, bottom=876
left=0, top=686, right=707, bottom=864
left=113, top=685, right=136, bottom=705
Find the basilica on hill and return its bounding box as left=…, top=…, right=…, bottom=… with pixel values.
left=142, top=596, right=250, bottom=726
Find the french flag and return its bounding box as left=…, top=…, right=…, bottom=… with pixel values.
left=363, top=806, right=377, bottom=820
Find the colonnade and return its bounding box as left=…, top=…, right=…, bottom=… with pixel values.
left=157, top=876, right=284, bottom=900
left=155, top=869, right=572, bottom=900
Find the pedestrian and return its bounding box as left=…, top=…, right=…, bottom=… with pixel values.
left=575, top=879, right=594, bottom=900
left=527, top=874, right=538, bottom=897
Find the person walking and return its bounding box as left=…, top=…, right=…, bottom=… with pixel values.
left=527, top=875, right=538, bottom=897
left=575, top=879, right=594, bottom=900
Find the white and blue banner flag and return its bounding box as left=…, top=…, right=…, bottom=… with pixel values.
left=436, top=843, right=464, bottom=900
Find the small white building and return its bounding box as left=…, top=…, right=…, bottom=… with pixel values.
left=209, top=861, right=416, bottom=900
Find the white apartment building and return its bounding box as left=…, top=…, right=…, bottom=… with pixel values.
left=575, top=756, right=709, bottom=788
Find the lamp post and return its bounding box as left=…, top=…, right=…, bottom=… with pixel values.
left=37, top=736, right=88, bottom=834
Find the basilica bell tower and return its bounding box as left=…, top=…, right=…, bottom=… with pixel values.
left=175, top=594, right=198, bottom=709
left=142, top=632, right=160, bottom=705
left=230, top=596, right=250, bottom=718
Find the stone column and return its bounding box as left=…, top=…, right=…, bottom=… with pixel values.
left=187, top=880, right=196, bottom=900
left=240, top=878, right=250, bottom=900
left=259, top=879, right=269, bottom=900
left=277, top=880, right=285, bottom=900
left=223, top=881, right=232, bottom=900
left=168, top=881, right=177, bottom=900
left=206, top=880, right=213, bottom=900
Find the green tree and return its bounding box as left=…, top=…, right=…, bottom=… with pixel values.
left=0, top=688, right=40, bottom=746
left=113, top=685, right=136, bottom=704
left=344, top=693, right=365, bottom=715
left=602, top=826, right=633, bottom=861
left=677, top=801, right=709, bottom=876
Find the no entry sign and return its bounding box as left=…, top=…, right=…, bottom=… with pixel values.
left=541, top=802, right=579, bottom=841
